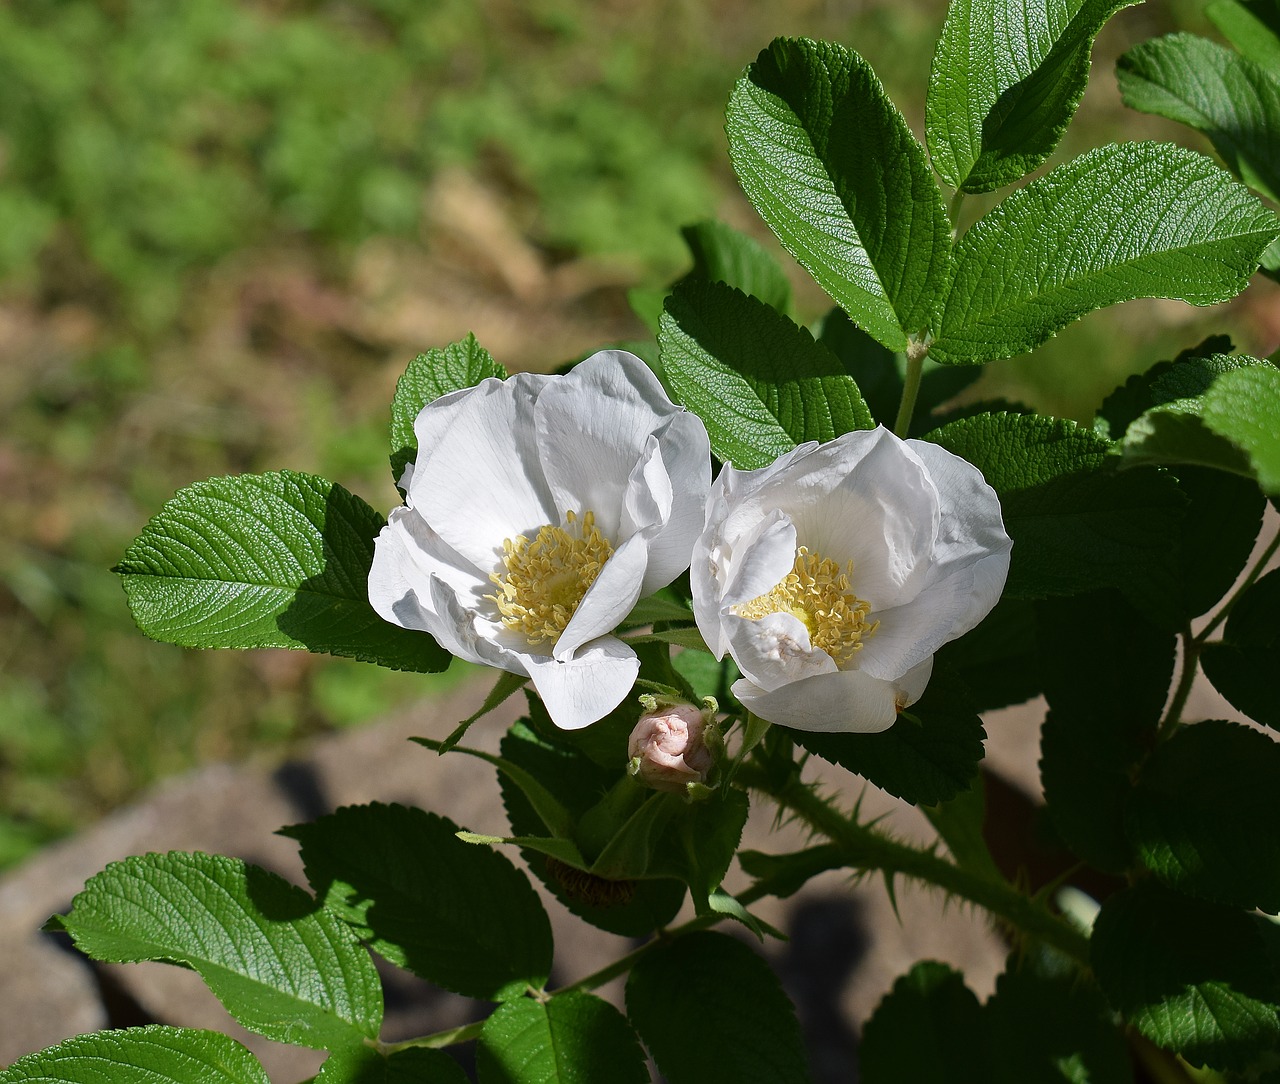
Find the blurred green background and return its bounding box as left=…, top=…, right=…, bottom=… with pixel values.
left=2, top=0, right=1275, bottom=868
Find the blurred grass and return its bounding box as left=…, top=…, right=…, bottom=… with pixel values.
left=1, top=0, right=1275, bottom=869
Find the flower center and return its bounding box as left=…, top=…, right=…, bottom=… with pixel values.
left=734, top=546, right=878, bottom=667
left=489, top=510, right=613, bottom=645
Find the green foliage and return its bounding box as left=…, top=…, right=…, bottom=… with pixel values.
left=1092, top=882, right=1280, bottom=1070
left=859, top=962, right=987, bottom=1083
left=927, top=0, right=1139, bottom=192
left=52, top=852, right=383, bottom=1050
left=316, top=1047, right=469, bottom=1084
left=931, top=143, right=1280, bottom=363
left=115, top=470, right=450, bottom=672
left=1127, top=720, right=1280, bottom=911
left=659, top=279, right=874, bottom=468
left=626, top=931, right=811, bottom=1083
left=1038, top=592, right=1174, bottom=872
left=476, top=993, right=649, bottom=1084
left=0, top=1027, right=269, bottom=1084
left=390, top=336, right=508, bottom=491
left=1201, top=569, right=1280, bottom=728
left=926, top=413, right=1186, bottom=621
left=281, top=803, right=553, bottom=1000
left=677, top=219, right=794, bottom=316
left=726, top=37, right=951, bottom=351
left=793, top=666, right=987, bottom=805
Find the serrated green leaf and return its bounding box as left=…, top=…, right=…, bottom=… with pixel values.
left=1202, top=568, right=1280, bottom=730
left=1127, top=720, right=1280, bottom=911
left=931, top=143, right=1280, bottom=363
left=726, top=37, right=951, bottom=350
left=475, top=992, right=648, bottom=1084
left=1092, top=882, right=1280, bottom=1069
left=927, top=412, right=1187, bottom=621
left=0, top=1027, right=269, bottom=1084
left=1094, top=335, right=1235, bottom=440
left=984, top=954, right=1134, bottom=1084
left=792, top=666, right=985, bottom=805
left=54, top=852, right=382, bottom=1050
left=814, top=307, right=904, bottom=429
left=1200, top=364, right=1280, bottom=494
left=115, top=470, right=449, bottom=672
left=659, top=278, right=874, bottom=468
left=1207, top=0, right=1280, bottom=69
left=1118, top=34, right=1280, bottom=203
left=935, top=595, right=1042, bottom=712
left=626, top=930, right=811, bottom=1084
left=859, top=962, right=987, bottom=1084
left=678, top=219, right=793, bottom=313
left=928, top=0, right=1139, bottom=192
left=1037, top=591, right=1174, bottom=872
left=316, top=1046, right=470, bottom=1084
left=390, top=335, right=507, bottom=488
left=280, top=803, right=552, bottom=1000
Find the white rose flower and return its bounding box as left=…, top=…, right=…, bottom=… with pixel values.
left=691, top=426, right=1011, bottom=733
left=370, top=350, right=712, bottom=730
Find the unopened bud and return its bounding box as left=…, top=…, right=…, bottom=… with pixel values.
left=628, top=701, right=715, bottom=793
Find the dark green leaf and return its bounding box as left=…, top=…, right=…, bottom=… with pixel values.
left=499, top=719, right=685, bottom=937
left=476, top=992, right=648, bottom=1084
left=814, top=307, right=903, bottom=429
left=53, top=852, right=382, bottom=1050
left=116, top=471, right=449, bottom=672
left=281, top=803, right=552, bottom=1000
left=1092, top=882, right=1280, bottom=1069
left=679, top=219, right=793, bottom=313
left=934, top=595, right=1042, bottom=713
left=931, top=143, right=1280, bottom=363
left=1170, top=467, right=1265, bottom=619
left=1207, top=0, right=1280, bottom=69
left=626, top=930, right=811, bottom=1084
left=984, top=954, right=1134, bottom=1084
left=316, top=1047, right=470, bottom=1084
left=859, top=962, right=987, bottom=1084
left=726, top=37, right=951, bottom=350
left=0, top=1027, right=269, bottom=1084
left=659, top=278, right=874, bottom=468
left=1127, top=720, right=1280, bottom=911
left=737, top=843, right=845, bottom=900
left=1200, top=364, right=1280, bottom=495
left=1094, top=335, right=1235, bottom=440
left=1037, top=591, right=1175, bottom=872
left=928, top=0, right=1139, bottom=192
left=927, top=412, right=1187, bottom=622
left=1117, top=34, right=1280, bottom=203
left=1201, top=568, right=1280, bottom=730
left=390, top=335, right=507, bottom=488
left=793, top=666, right=985, bottom=805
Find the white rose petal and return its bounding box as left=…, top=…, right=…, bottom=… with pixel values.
left=370, top=350, right=712, bottom=730
left=691, top=426, right=1012, bottom=734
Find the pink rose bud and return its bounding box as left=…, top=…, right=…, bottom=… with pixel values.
left=628, top=701, right=715, bottom=793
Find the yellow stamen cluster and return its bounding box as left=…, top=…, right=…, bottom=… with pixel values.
left=489, top=510, right=613, bottom=646
left=734, top=546, right=878, bottom=667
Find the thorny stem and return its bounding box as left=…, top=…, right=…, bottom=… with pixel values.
left=738, top=763, right=1093, bottom=966
left=893, top=338, right=929, bottom=439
